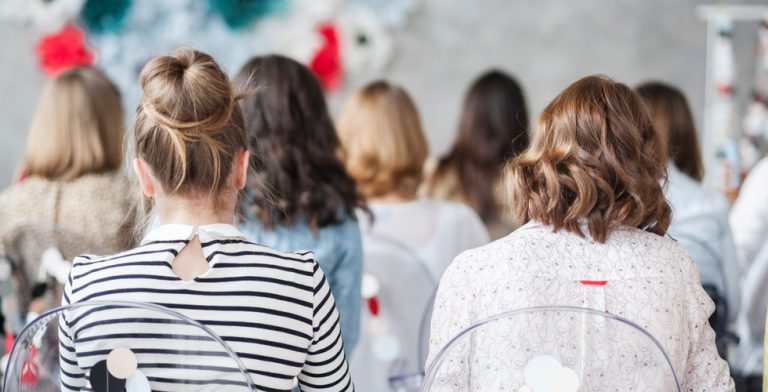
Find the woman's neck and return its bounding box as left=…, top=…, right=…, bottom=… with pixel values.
left=155, top=195, right=235, bottom=226
left=369, top=192, right=418, bottom=204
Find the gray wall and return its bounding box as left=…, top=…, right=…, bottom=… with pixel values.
left=0, top=0, right=762, bottom=186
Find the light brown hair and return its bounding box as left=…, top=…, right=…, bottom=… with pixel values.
left=133, top=48, right=247, bottom=198
left=337, top=80, right=429, bottom=199
left=636, top=82, right=704, bottom=181
left=24, top=67, right=124, bottom=181
left=507, top=75, right=671, bottom=243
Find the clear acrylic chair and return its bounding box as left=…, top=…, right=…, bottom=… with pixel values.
left=351, top=234, right=438, bottom=392
left=2, top=301, right=257, bottom=391
left=0, top=223, right=108, bottom=336
left=422, top=306, right=681, bottom=392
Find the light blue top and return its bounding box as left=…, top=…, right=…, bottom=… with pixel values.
left=238, top=213, right=363, bottom=354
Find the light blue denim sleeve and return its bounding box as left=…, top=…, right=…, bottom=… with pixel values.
left=327, top=219, right=363, bottom=356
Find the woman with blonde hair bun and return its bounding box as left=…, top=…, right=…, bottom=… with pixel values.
left=427, top=75, right=733, bottom=391
left=59, top=48, right=353, bottom=392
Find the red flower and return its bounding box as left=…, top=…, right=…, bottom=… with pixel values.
left=310, top=22, right=343, bottom=90
left=36, top=24, right=95, bottom=77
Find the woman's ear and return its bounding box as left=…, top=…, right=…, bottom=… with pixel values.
left=133, top=158, right=156, bottom=197
left=235, top=149, right=250, bottom=190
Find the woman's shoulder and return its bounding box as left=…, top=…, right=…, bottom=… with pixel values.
left=64, top=170, right=129, bottom=189
left=0, top=176, right=58, bottom=217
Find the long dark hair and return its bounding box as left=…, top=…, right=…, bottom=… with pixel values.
left=428, top=70, right=529, bottom=221
left=235, top=55, right=366, bottom=230
left=636, top=82, right=704, bottom=181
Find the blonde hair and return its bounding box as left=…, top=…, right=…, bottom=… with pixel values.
left=24, top=67, right=124, bottom=181
left=337, top=80, right=428, bottom=199
left=133, top=48, right=247, bottom=197
left=507, top=75, right=670, bottom=243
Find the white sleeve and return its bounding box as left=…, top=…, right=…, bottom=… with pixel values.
left=730, top=158, right=768, bottom=268
left=425, top=253, right=476, bottom=392
left=680, top=257, right=735, bottom=391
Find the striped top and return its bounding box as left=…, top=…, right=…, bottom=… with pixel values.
left=59, top=224, right=354, bottom=392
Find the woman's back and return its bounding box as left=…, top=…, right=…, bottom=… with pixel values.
left=427, top=223, right=732, bottom=390
left=0, top=171, right=134, bottom=255
left=422, top=159, right=516, bottom=239
left=60, top=224, right=351, bottom=391
left=358, top=199, right=489, bottom=279
left=238, top=214, right=363, bottom=351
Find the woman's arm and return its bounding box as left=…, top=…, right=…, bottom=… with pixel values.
left=328, top=222, right=362, bottom=355
left=680, top=259, right=735, bottom=391
left=425, top=253, right=475, bottom=392
left=59, top=268, right=86, bottom=391
left=298, top=260, right=354, bottom=392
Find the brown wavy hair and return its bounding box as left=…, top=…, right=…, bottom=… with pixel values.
left=636, top=82, right=704, bottom=181
left=507, top=75, right=670, bottom=243
left=234, top=55, right=366, bottom=230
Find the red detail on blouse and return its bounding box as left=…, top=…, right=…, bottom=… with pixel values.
left=579, top=280, right=608, bottom=286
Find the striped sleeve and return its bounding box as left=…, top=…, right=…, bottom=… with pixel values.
left=59, top=266, right=86, bottom=391
left=298, top=261, right=354, bottom=392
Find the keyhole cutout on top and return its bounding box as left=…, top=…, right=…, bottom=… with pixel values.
left=171, top=235, right=210, bottom=281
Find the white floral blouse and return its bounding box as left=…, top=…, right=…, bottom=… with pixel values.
left=427, top=221, right=734, bottom=391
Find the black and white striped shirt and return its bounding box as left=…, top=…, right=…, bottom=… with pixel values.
left=59, top=224, right=354, bottom=392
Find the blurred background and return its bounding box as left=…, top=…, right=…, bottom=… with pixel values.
left=0, top=0, right=766, bottom=186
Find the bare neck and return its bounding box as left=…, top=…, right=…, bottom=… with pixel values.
left=155, top=194, right=235, bottom=227
left=369, top=192, right=419, bottom=204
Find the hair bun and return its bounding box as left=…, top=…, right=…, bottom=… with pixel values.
left=139, top=47, right=235, bottom=136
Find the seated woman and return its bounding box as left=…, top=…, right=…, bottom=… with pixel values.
left=337, top=80, right=490, bottom=278
left=59, top=48, right=353, bottom=392
left=0, top=66, right=134, bottom=257
left=422, top=70, right=529, bottom=239
left=337, top=80, right=489, bottom=391
left=426, top=76, right=733, bottom=390
left=637, top=82, right=741, bottom=331
left=234, top=55, right=366, bottom=353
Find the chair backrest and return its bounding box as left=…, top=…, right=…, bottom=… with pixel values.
left=2, top=301, right=257, bottom=391
left=422, top=306, right=681, bottom=392
left=1, top=223, right=108, bottom=335
left=351, top=234, right=437, bottom=392
left=670, top=231, right=731, bottom=356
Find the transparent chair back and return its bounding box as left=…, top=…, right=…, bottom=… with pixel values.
left=351, top=234, right=437, bottom=392
left=1, top=223, right=108, bottom=336
left=3, top=301, right=257, bottom=391
left=422, top=306, right=681, bottom=392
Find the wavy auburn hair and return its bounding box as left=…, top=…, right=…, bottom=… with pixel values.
left=507, top=75, right=671, bottom=243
